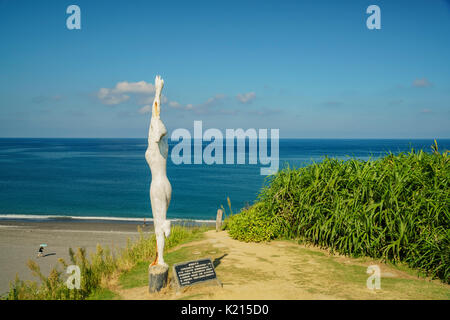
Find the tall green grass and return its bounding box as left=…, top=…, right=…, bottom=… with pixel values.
left=227, top=148, right=449, bottom=283
left=5, top=225, right=209, bottom=300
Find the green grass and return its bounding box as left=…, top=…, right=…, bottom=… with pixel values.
left=286, top=244, right=450, bottom=299
left=119, top=261, right=149, bottom=289
left=118, top=235, right=216, bottom=290
left=118, top=247, right=194, bottom=289
left=379, top=277, right=450, bottom=300
left=226, top=146, right=449, bottom=283
left=165, top=247, right=194, bottom=265
left=87, top=288, right=119, bottom=300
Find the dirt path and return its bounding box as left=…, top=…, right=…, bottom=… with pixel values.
left=117, top=230, right=450, bottom=300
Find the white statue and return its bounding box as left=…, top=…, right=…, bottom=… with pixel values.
left=145, top=75, right=172, bottom=267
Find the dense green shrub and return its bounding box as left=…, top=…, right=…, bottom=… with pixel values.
left=228, top=149, right=450, bottom=283
left=227, top=203, right=280, bottom=242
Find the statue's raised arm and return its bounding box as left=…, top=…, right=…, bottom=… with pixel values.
left=153, top=75, right=164, bottom=118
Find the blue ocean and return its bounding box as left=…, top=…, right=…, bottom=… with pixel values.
left=0, top=139, right=448, bottom=221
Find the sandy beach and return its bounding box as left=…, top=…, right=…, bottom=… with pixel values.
left=0, top=219, right=150, bottom=295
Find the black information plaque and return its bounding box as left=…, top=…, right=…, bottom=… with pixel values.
left=172, top=258, right=220, bottom=288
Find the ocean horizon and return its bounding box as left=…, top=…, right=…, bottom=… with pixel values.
left=1, top=138, right=449, bottom=221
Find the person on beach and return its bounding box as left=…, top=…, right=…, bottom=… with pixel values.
left=37, top=245, right=44, bottom=258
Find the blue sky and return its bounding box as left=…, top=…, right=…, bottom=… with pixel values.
left=0, top=0, right=449, bottom=138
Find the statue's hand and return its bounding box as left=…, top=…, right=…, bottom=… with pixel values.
left=153, top=75, right=164, bottom=117
left=155, top=75, right=164, bottom=97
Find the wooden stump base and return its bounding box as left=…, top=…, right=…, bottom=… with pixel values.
left=148, top=264, right=169, bottom=293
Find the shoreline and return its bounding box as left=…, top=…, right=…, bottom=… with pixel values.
left=0, top=214, right=216, bottom=224
left=0, top=217, right=214, bottom=233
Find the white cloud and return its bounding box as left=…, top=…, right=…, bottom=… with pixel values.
left=138, top=105, right=152, bottom=114
left=160, top=94, right=226, bottom=114
left=203, top=94, right=225, bottom=107
left=97, top=88, right=130, bottom=105
left=168, top=101, right=181, bottom=108
left=192, top=94, right=226, bottom=114
left=114, top=81, right=155, bottom=94
left=97, top=81, right=156, bottom=105
left=413, top=78, right=431, bottom=88
left=236, top=92, right=256, bottom=104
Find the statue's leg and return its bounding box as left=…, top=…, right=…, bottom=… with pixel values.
left=153, top=220, right=170, bottom=265
left=149, top=184, right=170, bottom=267
left=156, top=229, right=167, bottom=266
left=163, top=220, right=171, bottom=238
left=156, top=204, right=169, bottom=266
left=150, top=237, right=159, bottom=266
left=150, top=221, right=165, bottom=266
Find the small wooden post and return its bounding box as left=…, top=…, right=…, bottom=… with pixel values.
left=148, top=264, right=169, bottom=293
left=216, top=209, right=223, bottom=232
